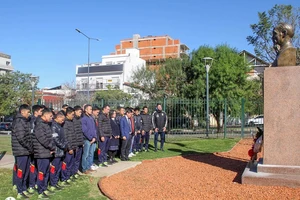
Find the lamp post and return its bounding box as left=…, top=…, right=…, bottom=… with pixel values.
left=75, top=28, right=100, bottom=102
left=203, top=57, right=213, bottom=137
left=30, top=75, right=39, bottom=108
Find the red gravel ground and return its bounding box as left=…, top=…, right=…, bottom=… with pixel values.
left=99, top=139, right=300, bottom=200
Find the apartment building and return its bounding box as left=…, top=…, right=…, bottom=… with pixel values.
left=112, top=34, right=189, bottom=65
left=76, top=48, right=145, bottom=94
left=0, top=52, right=14, bottom=75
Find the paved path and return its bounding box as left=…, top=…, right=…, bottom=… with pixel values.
left=0, top=153, right=14, bottom=169
left=0, top=154, right=141, bottom=178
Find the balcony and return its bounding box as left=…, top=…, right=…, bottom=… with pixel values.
left=76, top=83, right=120, bottom=91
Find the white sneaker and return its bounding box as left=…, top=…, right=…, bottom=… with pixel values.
left=128, top=153, right=134, bottom=157
left=91, top=164, right=99, bottom=170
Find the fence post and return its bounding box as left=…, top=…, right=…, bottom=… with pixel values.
left=101, top=99, right=104, bottom=108
left=224, top=99, right=227, bottom=139
left=241, top=98, right=245, bottom=138
left=163, top=97, right=166, bottom=111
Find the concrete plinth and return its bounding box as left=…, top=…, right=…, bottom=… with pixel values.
left=242, top=66, right=300, bottom=187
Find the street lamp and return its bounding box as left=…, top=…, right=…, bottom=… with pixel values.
left=203, top=57, right=213, bottom=137
left=75, top=28, right=100, bottom=102
left=30, top=75, right=39, bottom=108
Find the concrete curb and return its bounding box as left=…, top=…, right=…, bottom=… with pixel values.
left=97, top=161, right=141, bottom=200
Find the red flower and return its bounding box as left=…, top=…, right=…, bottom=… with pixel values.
left=248, top=149, right=254, bottom=157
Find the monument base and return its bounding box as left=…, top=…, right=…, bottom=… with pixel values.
left=242, top=159, right=300, bottom=188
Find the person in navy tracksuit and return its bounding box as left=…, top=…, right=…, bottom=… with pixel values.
left=11, top=104, right=33, bottom=199
left=72, top=105, right=84, bottom=178
left=98, top=105, right=112, bottom=167
left=49, top=111, right=68, bottom=192
left=140, top=106, right=153, bottom=151
left=133, top=107, right=142, bottom=153
left=61, top=107, right=76, bottom=185
left=120, top=109, right=134, bottom=161
left=32, top=108, right=56, bottom=199
left=28, top=104, right=43, bottom=193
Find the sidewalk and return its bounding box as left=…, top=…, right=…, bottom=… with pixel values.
left=90, top=161, right=141, bottom=178
left=0, top=153, right=14, bottom=169
left=0, top=154, right=141, bottom=178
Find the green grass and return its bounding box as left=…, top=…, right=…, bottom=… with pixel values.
left=0, top=135, right=12, bottom=154
left=0, top=168, right=107, bottom=200
left=129, top=137, right=239, bottom=161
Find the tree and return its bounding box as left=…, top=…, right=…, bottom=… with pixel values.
left=131, top=59, right=190, bottom=99
left=0, top=71, right=37, bottom=116
left=157, top=58, right=189, bottom=97
left=247, top=4, right=300, bottom=63
left=130, top=65, right=161, bottom=99
left=188, top=45, right=255, bottom=132
left=93, top=88, right=132, bottom=101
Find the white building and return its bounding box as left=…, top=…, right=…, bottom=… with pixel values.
left=0, top=52, right=14, bottom=75
left=76, top=48, right=146, bottom=94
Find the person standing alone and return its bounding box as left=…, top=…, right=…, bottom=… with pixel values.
left=152, top=103, right=168, bottom=152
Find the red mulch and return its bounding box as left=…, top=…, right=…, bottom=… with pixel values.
left=99, top=139, right=300, bottom=200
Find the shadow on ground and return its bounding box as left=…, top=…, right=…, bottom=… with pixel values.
left=0, top=151, right=6, bottom=160
left=168, top=148, right=247, bottom=183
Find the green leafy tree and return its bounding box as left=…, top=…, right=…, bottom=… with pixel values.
left=131, top=59, right=190, bottom=99
left=93, top=88, right=132, bottom=101
left=188, top=45, right=255, bottom=132
left=0, top=71, right=37, bottom=116
left=157, top=58, right=189, bottom=97
left=247, top=4, right=300, bottom=63
left=183, top=45, right=214, bottom=99
left=130, top=65, right=160, bottom=99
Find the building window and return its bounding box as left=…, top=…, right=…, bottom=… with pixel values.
left=81, top=78, right=88, bottom=89
left=96, top=78, right=103, bottom=89
left=6, top=61, right=10, bottom=66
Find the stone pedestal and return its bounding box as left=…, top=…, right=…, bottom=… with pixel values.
left=242, top=66, right=300, bottom=187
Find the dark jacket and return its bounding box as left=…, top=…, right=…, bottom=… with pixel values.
left=98, top=113, right=112, bottom=138
left=73, top=116, right=84, bottom=147
left=33, top=118, right=55, bottom=158
left=29, top=115, right=39, bottom=154
left=141, top=113, right=153, bottom=132
left=120, top=116, right=131, bottom=139
left=51, top=121, right=68, bottom=157
left=93, top=115, right=100, bottom=141
left=63, top=118, right=76, bottom=150
left=115, top=114, right=123, bottom=125
left=152, top=110, right=168, bottom=132
left=81, top=114, right=97, bottom=141
left=134, top=115, right=142, bottom=133
left=11, top=113, right=32, bottom=156
left=110, top=119, right=121, bottom=138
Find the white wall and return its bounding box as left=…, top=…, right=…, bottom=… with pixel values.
left=75, top=48, right=145, bottom=93
left=0, top=55, right=13, bottom=74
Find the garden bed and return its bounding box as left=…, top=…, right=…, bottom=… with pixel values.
left=99, top=139, right=300, bottom=199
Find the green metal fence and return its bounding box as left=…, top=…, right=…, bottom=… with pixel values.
left=39, top=97, right=263, bottom=139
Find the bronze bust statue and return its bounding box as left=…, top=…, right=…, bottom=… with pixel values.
left=272, top=23, right=297, bottom=67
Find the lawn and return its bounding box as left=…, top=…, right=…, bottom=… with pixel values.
left=0, top=135, right=12, bottom=154
left=129, top=137, right=239, bottom=161
left=0, top=168, right=107, bottom=200
left=0, top=135, right=239, bottom=199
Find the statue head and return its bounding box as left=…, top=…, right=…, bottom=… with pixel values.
left=272, top=23, right=294, bottom=52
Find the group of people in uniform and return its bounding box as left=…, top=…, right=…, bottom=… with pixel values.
left=11, top=102, right=168, bottom=199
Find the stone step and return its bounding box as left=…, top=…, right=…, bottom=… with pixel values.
left=242, top=162, right=300, bottom=188
left=258, top=163, right=300, bottom=175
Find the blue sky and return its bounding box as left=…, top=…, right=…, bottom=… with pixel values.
left=0, top=0, right=299, bottom=88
